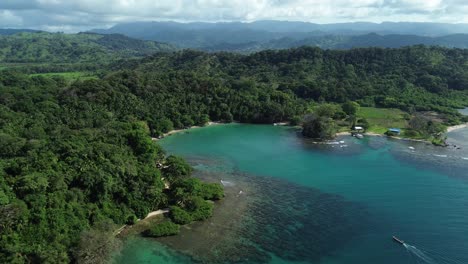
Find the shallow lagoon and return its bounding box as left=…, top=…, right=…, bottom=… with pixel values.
left=114, top=124, right=468, bottom=264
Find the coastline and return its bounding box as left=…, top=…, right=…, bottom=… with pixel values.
left=152, top=121, right=224, bottom=141
left=153, top=121, right=291, bottom=140
left=447, top=123, right=468, bottom=133
left=336, top=131, right=430, bottom=144
left=154, top=121, right=468, bottom=144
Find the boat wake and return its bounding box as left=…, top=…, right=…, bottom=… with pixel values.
left=404, top=244, right=437, bottom=264
left=402, top=243, right=465, bottom=264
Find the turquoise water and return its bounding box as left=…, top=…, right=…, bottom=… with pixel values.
left=114, top=124, right=468, bottom=264
left=458, top=107, right=468, bottom=116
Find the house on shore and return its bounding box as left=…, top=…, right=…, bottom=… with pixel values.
left=387, top=128, right=401, bottom=136
left=352, top=126, right=365, bottom=133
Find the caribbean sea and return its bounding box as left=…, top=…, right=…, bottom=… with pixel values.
left=114, top=124, right=468, bottom=264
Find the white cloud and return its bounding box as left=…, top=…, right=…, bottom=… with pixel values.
left=0, top=0, right=467, bottom=32
left=0, top=10, right=23, bottom=27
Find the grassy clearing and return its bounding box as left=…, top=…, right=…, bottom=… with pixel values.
left=358, top=107, right=408, bottom=134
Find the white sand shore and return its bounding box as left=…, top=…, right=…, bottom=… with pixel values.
left=144, top=208, right=170, bottom=219
left=447, top=123, right=468, bottom=133
left=114, top=208, right=170, bottom=236
left=152, top=121, right=223, bottom=141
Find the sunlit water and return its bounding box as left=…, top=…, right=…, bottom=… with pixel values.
left=114, top=124, right=468, bottom=264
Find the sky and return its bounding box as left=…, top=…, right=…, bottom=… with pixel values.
left=1, top=0, right=467, bottom=32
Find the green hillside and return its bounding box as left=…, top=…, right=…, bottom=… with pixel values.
left=0, top=32, right=175, bottom=64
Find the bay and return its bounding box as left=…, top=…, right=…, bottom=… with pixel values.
left=114, top=124, right=468, bottom=264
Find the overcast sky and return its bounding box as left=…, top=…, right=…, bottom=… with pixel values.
left=1, top=0, right=467, bottom=32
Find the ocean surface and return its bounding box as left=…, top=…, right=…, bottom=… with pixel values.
left=114, top=124, right=468, bottom=264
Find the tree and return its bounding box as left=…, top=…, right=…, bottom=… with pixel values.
left=0, top=133, right=26, bottom=158
left=289, top=116, right=303, bottom=126
left=357, top=118, right=370, bottom=130
left=222, top=111, right=234, bottom=123
left=159, top=118, right=174, bottom=133
left=181, top=115, right=194, bottom=127
left=342, top=101, right=360, bottom=116
left=145, top=221, right=180, bottom=237
left=197, top=114, right=210, bottom=126
left=163, top=155, right=193, bottom=183
left=302, top=114, right=337, bottom=139
left=314, top=104, right=336, bottom=118
left=73, top=220, right=122, bottom=264
left=186, top=197, right=214, bottom=221
left=201, top=183, right=224, bottom=200
left=169, top=206, right=192, bottom=225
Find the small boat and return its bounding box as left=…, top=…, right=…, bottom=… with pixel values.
left=355, top=133, right=364, bottom=139
left=392, top=236, right=405, bottom=245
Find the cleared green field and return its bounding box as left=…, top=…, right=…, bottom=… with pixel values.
left=357, top=107, right=408, bottom=134
left=30, top=72, right=97, bottom=82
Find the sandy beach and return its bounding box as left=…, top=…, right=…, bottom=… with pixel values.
left=152, top=121, right=223, bottom=140
left=447, top=123, right=468, bottom=133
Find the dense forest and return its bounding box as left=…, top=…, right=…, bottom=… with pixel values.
left=1, top=41, right=468, bottom=263
left=0, top=32, right=175, bottom=64
left=120, top=46, right=468, bottom=125
left=202, top=33, right=468, bottom=53
left=0, top=70, right=228, bottom=263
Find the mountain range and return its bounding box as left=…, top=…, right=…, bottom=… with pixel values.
left=90, top=21, right=468, bottom=51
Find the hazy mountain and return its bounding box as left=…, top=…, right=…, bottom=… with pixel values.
left=91, top=21, right=326, bottom=49
left=0, top=29, right=42, bottom=35
left=202, top=33, right=468, bottom=53
left=90, top=21, right=468, bottom=52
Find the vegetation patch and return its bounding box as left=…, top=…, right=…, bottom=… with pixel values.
left=144, top=221, right=180, bottom=237
left=357, top=107, right=408, bottom=134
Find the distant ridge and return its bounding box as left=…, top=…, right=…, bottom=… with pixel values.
left=0, top=28, right=42, bottom=35
left=0, top=32, right=176, bottom=63
left=90, top=21, right=468, bottom=52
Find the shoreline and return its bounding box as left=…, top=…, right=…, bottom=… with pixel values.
left=114, top=209, right=170, bottom=236
left=153, top=121, right=291, bottom=140
left=447, top=123, right=468, bottom=133
left=154, top=121, right=468, bottom=144
left=152, top=121, right=224, bottom=140
left=336, top=131, right=430, bottom=144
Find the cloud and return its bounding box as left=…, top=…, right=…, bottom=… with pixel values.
left=0, top=0, right=467, bottom=32
left=0, top=10, right=23, bottom=27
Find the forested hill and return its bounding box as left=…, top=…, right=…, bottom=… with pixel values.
left=118, top=46, right=468, bottom=123
left=0, top=29, right=42, bottom=36
left=0, top=32, right=175, bottom=63
left=203, top=33, right=468, bottom=52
